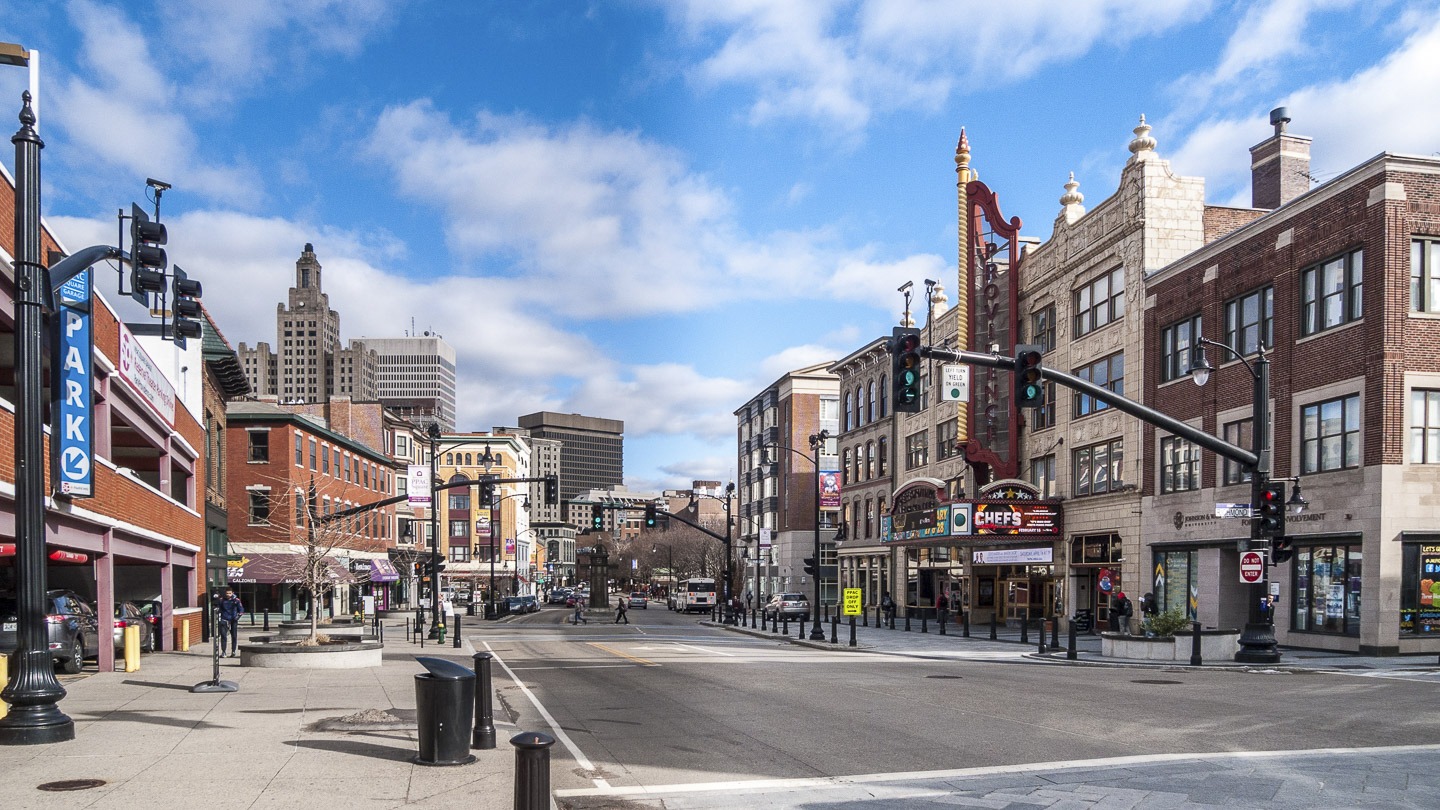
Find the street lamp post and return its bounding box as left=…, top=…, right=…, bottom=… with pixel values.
left=689, top=483, right=736, bottom=621
left=427, top=424, right=442, bottom=636
left=1191, top=338, right=1297, bottom=664
left=764, top=431, right=830, bottom=641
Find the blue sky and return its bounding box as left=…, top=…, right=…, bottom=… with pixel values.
left=3, top=0, right=1439, bottom=491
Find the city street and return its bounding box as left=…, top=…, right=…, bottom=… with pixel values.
left=483, top=605, right=1440, bottom=808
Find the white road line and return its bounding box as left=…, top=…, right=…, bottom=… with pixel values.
left=483, top=641, right=611, bottom=790
left=509, top=664, right=639, bottom=671
left=669, top=642, right=736, bottom=657
left=553, top=743, right=1440, bottom=798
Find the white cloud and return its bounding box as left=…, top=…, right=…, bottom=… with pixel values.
left=566, top=363, right=750, bottom=441
left=663, top=0, right=1210, bottom=132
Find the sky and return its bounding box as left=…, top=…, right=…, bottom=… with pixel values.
left=2, top=0, right=1438, bottom=493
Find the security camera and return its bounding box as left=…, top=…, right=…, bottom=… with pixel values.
left=146, top=178, right=172, bottom=191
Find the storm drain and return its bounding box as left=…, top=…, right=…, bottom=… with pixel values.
left=37, top=779, right=106, bottom=792
left=1130, top=679, right=1183, bottom=685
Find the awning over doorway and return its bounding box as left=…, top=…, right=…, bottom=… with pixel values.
left=226, top=552, right=355, bottom=585
left=369, top=559, right=400, bottom=582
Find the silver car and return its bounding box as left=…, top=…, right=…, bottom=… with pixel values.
left=763, top=592, right=811, bottom=619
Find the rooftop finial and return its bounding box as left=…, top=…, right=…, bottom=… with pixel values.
left=17, top=89, right=34, bottom=128
left=1128, top=114, right=1157, bottom=158
left=955, top=127, right=971, bottom=172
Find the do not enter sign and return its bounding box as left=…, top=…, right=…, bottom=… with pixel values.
left=1239, top=551, right=1265, bottom=584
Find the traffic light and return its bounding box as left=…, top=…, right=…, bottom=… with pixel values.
left=479, top=479, right=495, bottom=505
left=1272, top=535, right=1295, bottom=565
left=1256, top=481, right=1285, bottom=540
left=803, top=556, right=818, bottom=577
left=643, top=503, right=657, bottom=528
left=891, top=326, right=923, bottom=413
left=1014, top=344, right=1044, bottom=408
left=128, top=204, right=167, bottom=305
left=543, top=474, right=558, bottom=505
left=170, top=266, right=202, bottom=348
left=590, top=503, right=603, bottom=530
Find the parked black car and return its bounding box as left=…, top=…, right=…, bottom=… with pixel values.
left=0, top=589, right=101, bottom=673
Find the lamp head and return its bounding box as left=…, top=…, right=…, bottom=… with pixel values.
left=1190, top=345, right=1213, bottom=387
left=1287, top=482, right=1309, bottom=514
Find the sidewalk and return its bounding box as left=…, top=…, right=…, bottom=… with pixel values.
left=0, top=620, right=522, bottom=809
left=710, top=611, right=1440, bottom=674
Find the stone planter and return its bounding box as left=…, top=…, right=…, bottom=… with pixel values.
left=1101, top=630, right=1241, bottom=662
left=273, top=620, right=370, bottom=640
left=238, top=637, right=383, bottom=669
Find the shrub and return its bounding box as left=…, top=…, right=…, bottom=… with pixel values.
left=1146, top=608, right=1192, bottom=638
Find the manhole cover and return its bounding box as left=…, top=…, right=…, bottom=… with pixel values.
left=1130, top=679, right=1182, bottom=685
left=925, top=675, right=963, bottom=679
left=38, top=779, right=106, bottom=792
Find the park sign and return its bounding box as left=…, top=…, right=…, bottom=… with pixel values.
left=52, top=268, right=93, bottom=498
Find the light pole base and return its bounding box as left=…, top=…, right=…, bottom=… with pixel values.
left=0, top=710, right=75, bottom=746
left=1233, top=621, right=1282, bottom=665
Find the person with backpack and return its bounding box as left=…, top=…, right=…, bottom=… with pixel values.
left=1111, top=591, right=1134, bottom=634
left=880, top=591, right=896, bottom=625
left=216, top=588, right=245, bottom=657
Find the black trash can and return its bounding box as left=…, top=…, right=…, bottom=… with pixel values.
left=414, top=656, right=477, bottom=766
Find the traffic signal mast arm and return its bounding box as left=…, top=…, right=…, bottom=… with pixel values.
left=643, top=506, right=728, bottom=543
left=318, top=474, right=558, bottom=525
left=921, top=345, right=1260, bottom=472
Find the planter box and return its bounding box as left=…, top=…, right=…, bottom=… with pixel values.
left=239, top=639, right=383, bottom=669
left=1101, top=630, right=1241, bottom=662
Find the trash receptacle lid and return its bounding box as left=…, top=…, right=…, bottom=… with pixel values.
left=414, top=656, right=475, bottom=680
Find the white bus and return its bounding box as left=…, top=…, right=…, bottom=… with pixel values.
left=670, top=577, right=717, bottom=613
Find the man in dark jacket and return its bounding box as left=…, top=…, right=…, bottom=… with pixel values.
left=1111, top=591, right=1133, bottom=635
left=217, top=588, right=245, bottom=657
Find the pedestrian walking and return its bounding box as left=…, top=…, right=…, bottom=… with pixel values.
left=217, top=588, right=245, bottom=657
left=614, top=595, right=630, bottom=624
left=935, top=590, right=950, bottom=625
left=1111, top=591, right=1133, bottom=635
left=572, top=603, right=588, bottom=625
left=881, top=591, right=896, bottom=624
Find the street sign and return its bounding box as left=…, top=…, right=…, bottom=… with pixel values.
left=1239, top=551, right=1265, bottom=584
left=1216, top=502, right=1253, bottom=519
left=940, top=364, right=970, bottom=402
left=842, top=588, right=862, bottom=616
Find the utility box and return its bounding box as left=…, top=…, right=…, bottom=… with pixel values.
left=413, top=656, right=476, bottom=766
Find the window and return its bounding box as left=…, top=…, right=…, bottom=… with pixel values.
left=449, top=519, right=470, bottom=539
left=1411, top=390, right=1440, bottom=464
left=855, top=386, right=866, bottom=428
left=865, top=441, right=875, bottom=479
left=1159, top=436, right=1199, bottom=493
left=1400, top=542, right=1440, bottom=634
left=1033, top=382, right=1057, bottom=429
left=322, top=446, right=330, bottom=475
left=1030, top=305, right=1056, bottom=352
left=449, top=490, right=470, bottom=511
left=1301, top=394, right=1361, bottom=473
left=1028, top=455, right=1056, bottom=498
left=449, top=545, right=470, bottom=564
left=1153, top=550, right=1197, bottom=620
left=867, top=381, right=876, bottom=423
left=844, top=393, right=853, bottom=432
left=1073, top=353, right=1124, bottom=418
left=294, top=489, right=304, bottom=525
left=1292, top=543, right=1361, bottom=635
left=905, top=430, right=929, bottom=470
left=936, top=419, right=959, bottom=460
left=841, top=449, right=851, bottom=485
left=1073, top=267, right=1124, bottom=337
left=1411, top=239, right=1440, bottom=313
left=1073, top=439, right=1123, bottom=497
left=1225, top=286, right=1273, bottom=355
left=878, top=375, right=887, bottom=417
left=877, top=437, right=888, bottom=476
left=1160, top=315, right=1201, bottom=383
left=294, top=433, right=303, bottom=466
left=396, top=434, right=411, bottom=457
left=248, top=432, right=269, bottom=462
left=1301, top=249, right=1363, bottom=336
left=248, top=490, right=271, bottom=525
left=1222, top=418, right=1254, bottom=485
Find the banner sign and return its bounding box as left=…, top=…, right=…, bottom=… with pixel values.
left=972, top=502, right=1061, bottom=535
left=407, top=464, right=432, bottom=507
left=505, top=537, right=515, bottom=556
left=53, top=268, right=93, bottom=497
left=886, top=505, right=953, bottom=543
left=972, top=547, right=1054, bottom=565
left=819, top=470, right=840, bottom=509
left=476, top=514, right=492, bottom=539
left=759, top=528, right=772, bottom=550
left=117, top=322, right=175, bottom=423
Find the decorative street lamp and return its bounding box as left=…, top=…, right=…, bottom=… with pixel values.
left=764, top=430, right=831, bottom=641
left=689, top=483, right=736, bottom=621
left=1191, top=337, right=1305, bottom=664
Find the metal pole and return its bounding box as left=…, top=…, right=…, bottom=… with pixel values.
left=511, top=731, right=556, bottom=810
left=848, top=615, right=856, bottom=647
left=809, top=435, right=826, bottom=641
left=428, top=425, right=441, bottom=636
left=472, top=653, right=496, bottom=749
left=830, top=612, right=838, bottom=644
left=1067, top=620, right=1078, bottom=660
left=0, top=91, right=73, bottom=746
left=1235, top=350, right=1281, bottom=664
left=989, top=610, right=997, bottom=640
left=1190, top=621, right=1204, bottom=667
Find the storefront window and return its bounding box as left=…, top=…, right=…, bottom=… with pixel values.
left=1400, top=542, right=1440, bottom=635
left=1293, top=543, right=1361, bottom=635
left=1152, top=550, right=1196, bottom=619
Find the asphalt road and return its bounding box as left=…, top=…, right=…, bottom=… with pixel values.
left=476, top=604, right=1440, bottom=806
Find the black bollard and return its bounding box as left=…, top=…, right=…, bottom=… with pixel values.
left=848, top=615, right=857, bottom=647
left=1067, top=620, right=1078, bottom=660
left=263, top=608, right=270, bottom=631
left=782, top=615, right=789, bottom=635
left=863, top=605, right=869, bottom=627
left=889, top=611, right=895, bottom=630
left=798, top=616, right=806, bottom=638
left=453, top=612, right=462, bottom=649
left=1190, top=621, right=1203, bottom=667
left=416, top=616, right=425, bottom=647
left=772, top=612, right=778, bottom=633
left=1020, top=618, right=1029, bottom=644
left=1051, top=617, right=1059, bottom=649
left=473, top=653, right=497, bottom=749
left=511, top=731, right=557, bottom=810
left=830, top=613, right=838, bottom=644
left=405, top=617, right=411, bottom=642
left=962, top=610, right=970, bottom=638
left=1038, top=622, right=1047, bottom=655
left=989, top=611, right=998, bottom=640
left=921, top=612, right=928, bottom=634
left=904, top=611, right=912, bottom=632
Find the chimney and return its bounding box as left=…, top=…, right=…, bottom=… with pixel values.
left=1249, top=107, right=1312, bottom=209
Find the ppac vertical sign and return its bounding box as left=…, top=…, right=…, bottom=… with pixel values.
left=53, top=268, right=93, bottom=498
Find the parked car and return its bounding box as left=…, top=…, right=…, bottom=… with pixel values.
left=113, top=601, right=155, bottom=653
left=628, top=592, right=648, bottom=609
left=520, top=595, right=539, bottom=613
left=763, top=592, right=811, bottom=620
left=0, top=589, right=100, bottom=674
left=548, top=589, right=571, bottom=605
left=503, top=596, right=528, bottom=616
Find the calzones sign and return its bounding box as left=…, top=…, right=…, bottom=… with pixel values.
left=53, top=269, right=93, bottom=498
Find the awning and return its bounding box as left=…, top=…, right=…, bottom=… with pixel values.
left=226, top=552, right=356, bottom=585
left=369, top=559, right=400, bottom=583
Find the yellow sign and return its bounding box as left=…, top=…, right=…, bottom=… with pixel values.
left=842, top=588, right=862, bottom=616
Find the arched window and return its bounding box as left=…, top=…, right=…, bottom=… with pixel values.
left=844, top=393, right=853, bottom=431
left=866, top=441, right=875, bottom=479
left=854, top=445, right=863, bottom=481
left=855, top=386, right=865, bottom=427
left=864, top=497, right=875, bottom=538
left=842, top=449, right=851, bottom=485
left=878, top=375, right=888, bottom=416
left=868, top=380, right=876, bottom=422
left=445, top=453, right=454, bottom=465
left=878, top=436, right=888, bottom=476
left=464, top=452, right=473, bottom=466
